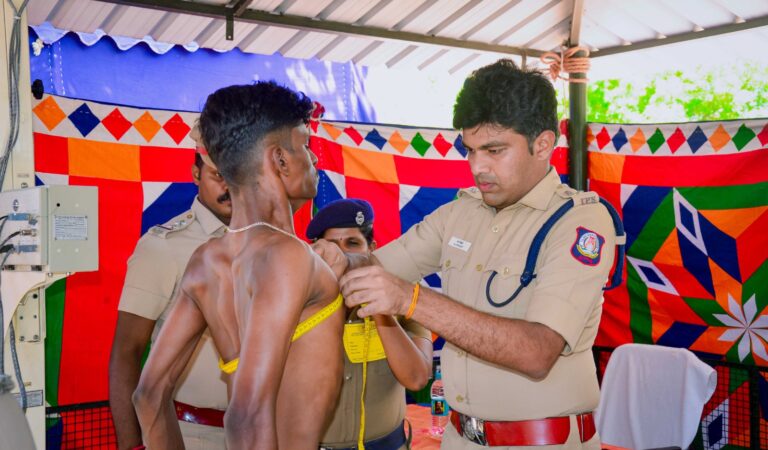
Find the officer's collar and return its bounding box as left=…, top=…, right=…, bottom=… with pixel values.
left=516, top=168, right=561, bottom=211
left=458, top=167, right=561, bottom=211
left=192, top=197, right=227, bottom=236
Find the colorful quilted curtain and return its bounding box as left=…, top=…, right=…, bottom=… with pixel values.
left=588, top=119, right=768, bottom=448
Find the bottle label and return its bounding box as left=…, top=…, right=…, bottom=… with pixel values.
left=431, top=398, right=449, bottom=416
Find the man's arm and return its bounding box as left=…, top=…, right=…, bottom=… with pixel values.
left=224, top=239, right=317, bottom=449
left=109, top=313, right=155, bottom=450
left=341, top=268, right=562, bottom=379
left=133, top=288, right=207, bottom=450
left=374, top=315, right=432, bottom=390
left=342, top=204, right=615, bottom=380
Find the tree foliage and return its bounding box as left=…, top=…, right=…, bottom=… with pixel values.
left=559, top=63, right=768, bottom=123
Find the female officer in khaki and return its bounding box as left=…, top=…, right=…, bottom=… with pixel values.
left=306, top=199, right=433, bottom=450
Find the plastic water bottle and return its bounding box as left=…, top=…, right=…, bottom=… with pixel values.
left=430, top=366, right=449, bottom=437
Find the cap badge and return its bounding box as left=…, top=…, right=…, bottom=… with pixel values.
left=355, top=211, right=365, bottom=226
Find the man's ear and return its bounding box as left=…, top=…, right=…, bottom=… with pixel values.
left=271, top=145, right=290, bottom=175
left=532, top=130, right=556, bottom=161
left=191, top=164, right=201, bottom=186
left=369, top=240, right=378, bottom=252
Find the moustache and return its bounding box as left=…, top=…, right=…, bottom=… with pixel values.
left=217, top=191, right=231, bottom=203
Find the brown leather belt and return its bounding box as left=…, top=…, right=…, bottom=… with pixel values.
left=450, top=410, right=596, bottom=446
left=174, top=401, right=225, bottom=428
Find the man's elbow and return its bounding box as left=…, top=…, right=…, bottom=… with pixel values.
left=516, top=351, right=559, bottom=381
left=401, top=362, right=431, bottom=391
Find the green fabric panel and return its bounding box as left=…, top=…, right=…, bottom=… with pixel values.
left=678, top=183, right=768, bottom=210
left=628, top=192, right=675, bottom=261
left=44, top=279, right=66, bottom=407
left=626, top=264, right=653, bottom=344
left=743, top=259, right=768, bottom=312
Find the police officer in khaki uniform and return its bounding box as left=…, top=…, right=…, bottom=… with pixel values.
left=334, top=60, right=617, bottom=449
left=109, top=149, right=232, bottom=450
left=306, top=199, right=432, bottom=450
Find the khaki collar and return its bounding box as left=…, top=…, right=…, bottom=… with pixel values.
left=458, top=167, right=561, bottom=212
left=192, top=197, right=227, bottom=236
left=515, top=168, right=561, bottom=211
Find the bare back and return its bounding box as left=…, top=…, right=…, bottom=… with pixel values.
left=184, top=226, right=343, bottom=449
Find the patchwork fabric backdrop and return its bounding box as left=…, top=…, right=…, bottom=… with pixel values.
left=33, top=94, right=571, bottom=406
left=588, top=119, right=768, bottom=448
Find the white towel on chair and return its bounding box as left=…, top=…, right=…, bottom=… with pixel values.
left=596, top=343, right=717, bottom=449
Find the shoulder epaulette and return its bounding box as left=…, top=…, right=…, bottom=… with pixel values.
left=149, top=211, right=196, bottom=238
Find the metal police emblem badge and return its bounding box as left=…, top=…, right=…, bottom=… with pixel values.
left=571, top=226, right=605, bottom=266
left=355, top=211, right=365, bottom=226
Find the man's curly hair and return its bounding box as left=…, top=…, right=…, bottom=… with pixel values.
left=453, top=59, right=558, bottom=152
left=199, top=81, right=313, bottom=187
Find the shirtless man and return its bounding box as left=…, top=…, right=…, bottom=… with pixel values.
left=133, top=81, right=344, bottom=450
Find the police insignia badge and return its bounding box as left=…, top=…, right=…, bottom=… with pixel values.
left=571, top=226, right=604, bottom=266
left=355, top=211, right=365, bottom=226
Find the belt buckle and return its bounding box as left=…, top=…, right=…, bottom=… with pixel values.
left=460, top=414, right=487, bottom=446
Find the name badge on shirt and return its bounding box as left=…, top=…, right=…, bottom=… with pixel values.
left=448, top=236, right=472, bottom=252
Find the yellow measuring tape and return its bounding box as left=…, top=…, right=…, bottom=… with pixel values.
left=218, top=294, right=343, bottom=375
left=357, top=316, right=372, bottom=450
left=292, top=293, right=344, bottom=341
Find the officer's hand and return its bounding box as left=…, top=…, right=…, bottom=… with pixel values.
left=312, top=239, right=348, bottom=279
left=340, top=266, right=411, bottom=318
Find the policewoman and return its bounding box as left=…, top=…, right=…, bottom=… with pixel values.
left=307, top=199, right=433, bottom=450
left=338, top=59, right=624, bottom=449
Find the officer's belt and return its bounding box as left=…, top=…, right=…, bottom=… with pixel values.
left=319, top=420, right=406, bottom=450
left=450, top=410, right=595, bottom=446
left=174, top=401, right=224, bottom=428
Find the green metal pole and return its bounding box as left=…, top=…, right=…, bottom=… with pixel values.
left=567, top=48, right=588, bottom=191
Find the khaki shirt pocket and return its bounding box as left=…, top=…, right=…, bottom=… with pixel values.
left=439, top=246, right=469, bottom=294
left=482, top=254, right=528, bottom=315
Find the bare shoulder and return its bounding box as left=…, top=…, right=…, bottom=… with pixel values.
left=179, top=236, right=228, bottom=295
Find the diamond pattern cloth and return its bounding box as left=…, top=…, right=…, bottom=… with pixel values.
left=589, top=120, right=768, bottom=449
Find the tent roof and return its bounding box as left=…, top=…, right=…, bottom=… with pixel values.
left=28, top=0, right=768, bottom=76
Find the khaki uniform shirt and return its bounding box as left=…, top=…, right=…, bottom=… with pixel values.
left=375, top=169, right=615, bottom=422
left=118, top=198, right=228, bottom=410
left=321, top=313, right=431, bottom=449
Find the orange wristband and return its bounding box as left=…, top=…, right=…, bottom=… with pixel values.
left=405, top=283, right=420, bottom=320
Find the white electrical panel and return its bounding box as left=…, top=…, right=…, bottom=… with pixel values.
left=0, top=186, right=98, bottom=272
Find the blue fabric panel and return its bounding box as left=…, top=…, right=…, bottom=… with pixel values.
left=400, top=187, right=459, bottom=235
left=29, top=29, right=376, bottom=122
left=141, top=182, right=198, bottom=235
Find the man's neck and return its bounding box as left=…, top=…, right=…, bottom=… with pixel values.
left=229, top=185, right=296, bottom=234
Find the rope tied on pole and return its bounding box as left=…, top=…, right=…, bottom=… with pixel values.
left=540, top=46, right=591, bottom=84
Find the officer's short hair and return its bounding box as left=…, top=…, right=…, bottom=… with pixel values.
left=453, top=59, right=558, bottom=153
left=198, top=81, right=313, bottom=187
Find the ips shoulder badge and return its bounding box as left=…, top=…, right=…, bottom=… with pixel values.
left=571, top=226, right=605, bottom=266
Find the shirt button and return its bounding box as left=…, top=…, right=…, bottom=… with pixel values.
left=457, top=350, right=465, bottom=357
left=492, top=225, right=499, bottom=233
left=344, top=374, right=352, bottom=381
left=475, top=264, right=483, bottom=271
left=455, top=395, right=464, bottom=403
left=445, top=260, right=451, bottom=268
left=503, top=267, right=510, bottom=275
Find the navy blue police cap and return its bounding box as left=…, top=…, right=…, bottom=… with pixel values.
left=306, top=198, right=374, bottom=240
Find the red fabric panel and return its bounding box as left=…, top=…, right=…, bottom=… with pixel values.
left=596, top=284, right=633, bottom=347
left=312, top=136, right=344, bottom=173
left=737, top=210, right=768, bottom=281
left=294, top=200, right=313, bottom=242
left=345, top=177, right=401, bottom=246
left=621, top=150, right=768, bottom=187
left=58, top=177, right=143, bottom=404
left=140, top=146, right=196, bottom=182
left=393, top=155, right=474, bottom=189
left=34, top=133, right=69, bottom=174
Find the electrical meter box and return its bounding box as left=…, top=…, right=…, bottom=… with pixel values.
left=0, top=186, right=98, bottom=272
